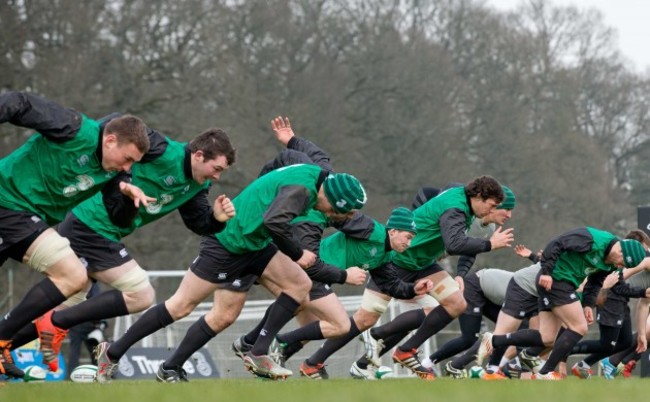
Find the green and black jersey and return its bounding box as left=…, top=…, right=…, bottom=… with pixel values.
left=72, top=138, right=210, bottom=242
left=316, top=212, right=417, bottom=299
left=216, top=163, right=326, bottom=257
left=319, top=218, right=388, bottom=271
left=0, top=92, right=117, bottom=225
left=540, top=227, right=618, bottom=288
left=392, top=186, right=490, bottom=271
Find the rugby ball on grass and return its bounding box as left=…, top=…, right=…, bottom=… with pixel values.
left=70, top=364, right=98, bottom=383
left=468, top=366, right=485, bottom=379
left=23, top=365, right=47, bottom=382
left=374, top=365, right=395, bottom=379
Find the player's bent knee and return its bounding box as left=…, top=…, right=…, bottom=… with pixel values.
left=330, top=318, right=351, bottom=336
left=210, top=307, right=238, bottom=327
left=573, top=325, right=588, bottom=336
left=541, top=334, right=555, bottom=347
left=125, top=286, right=156, bottom=312
left=204, top=311, right=232, bottom=332
left=65, top=269, right=90, bottom=293
left=26, top=232, right=75, bottom=273
left=167, top=302, right=196, bottom=320
left=453, top=297, right=468, bottom=315
left=353, top=312, right=379, bottom=330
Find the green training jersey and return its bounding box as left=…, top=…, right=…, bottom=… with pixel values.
left=319, top=219, right=388, bottom=271
left=392, top=186, right=474, bottom=271
left=216, top=164, right=322, bottom=254
left=548, top=227, right=618, bottom=288
left=72, top=139, right=209, bottom=242
left=0, top=115, right=117, bottom=225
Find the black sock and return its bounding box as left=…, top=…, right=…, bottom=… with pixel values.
left=164, top=316, right=217, bottom=368
left=488, top=329, right=546, bottom=366
left=52, top=290, right=129, bottom=329
left=250, top=293, right=300, bottom=356
left=278, top=321, right=324, bottom=345
left=539, top=328, right=583, bottom=374
left=243, top=303, right=273, bottom=345
left=283, top=341, right=304, bottom=361
left=372, top=309, right=425, bottom=339
left=0, top=278, right=67, bottom=339
left=108, top=303, right=174, bottom=361
left=356, top=355, right=371, bottom=368
left=452, top=339, right=481, bottom=369
left=492, top=329, right=544, bottom=348
left=487, top=345, right=509, bottom=367
left=307, top=317, right=360, bottom=366
left=571, top=340, right=603, bottom=357
left=399, top=306, right=454, bottom=351
left=609, top=336, right=636, bottom=365
left=623, top=351, right=643, bottom=364
left=10, top=323, right=38, bottom=349
left=429, top=314, right=482, bottom=362
left=525, top=346, right=546, bottom=356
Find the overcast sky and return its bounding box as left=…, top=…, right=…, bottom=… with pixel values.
left=488, top=0, right=650, bottom=73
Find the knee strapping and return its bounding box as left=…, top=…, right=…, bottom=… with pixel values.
left=26, top=233, right=74, bottom=272
left=430, top=275, right=460, bottom=301
left=109, top=265, right=151, bottom=293
left=361, top=291, right=390, bottom=314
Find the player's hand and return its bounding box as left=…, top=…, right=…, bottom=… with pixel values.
left=119, top=182, right=156, bottom=207
left=584, top=306, right=594, bottom=325
left=271, top=116, right=295, bottom=146
left=297, top=249, right=317, bottom=269
left=455, top=276, right=464, bottom=292
left=345, top=267, right=368, bottom=286
left=414, top=279, right=434, bottom=295
left=489, top=226, right=514, bottom=250
left=538, top=274, right=553, bottom=291
left=213, top=194, right=235, bottom=222
left=514, top=244, right=532, bottom=258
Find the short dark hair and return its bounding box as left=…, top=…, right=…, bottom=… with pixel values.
left=104, top=114, right=149, bottom=154
left=189, top=128, right=236, bottom=165
left=464, top=175, right=504, bottom=203
left=625, top=229, right=650, bottom=249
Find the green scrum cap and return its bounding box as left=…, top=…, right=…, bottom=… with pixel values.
left=322, top=173, right=367, bottom=213
left=386, top=207, right=417, bottom=234
left=620, top=239, right=646, bottom=268
left=497, top=185, right=516, bottom=210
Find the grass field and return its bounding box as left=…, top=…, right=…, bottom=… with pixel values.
left=1, top=377, right=648, bottom=402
